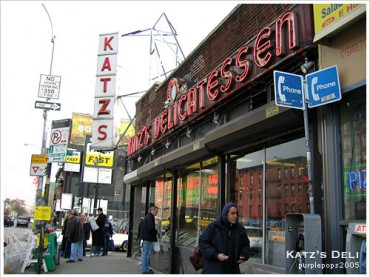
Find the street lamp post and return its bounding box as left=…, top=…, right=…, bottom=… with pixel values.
left=35, top=4, right=56, bottom=274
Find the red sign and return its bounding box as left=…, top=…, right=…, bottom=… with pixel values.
left=128, top=8, right=311, bottom=156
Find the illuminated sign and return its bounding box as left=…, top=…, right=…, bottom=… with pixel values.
left=128, top=8, right=312, bottom=156
left=344, top=164, right=366, bottom=197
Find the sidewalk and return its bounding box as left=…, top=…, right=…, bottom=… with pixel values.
left=23, top=251, right=166, bottom=276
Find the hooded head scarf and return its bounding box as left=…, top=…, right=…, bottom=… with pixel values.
left=222, top=202, right=238, bottom=223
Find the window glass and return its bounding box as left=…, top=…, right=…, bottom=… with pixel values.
left=176, top=157, right=219, bottom=248
left=155, top=173, right=172, bottom=243
left=233, top=150, right=264, bottom=263
left=340, top=93, right=366, bottom=220
left=265, top=137, right=308, bottom=268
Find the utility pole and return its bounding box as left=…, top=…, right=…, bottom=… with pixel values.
left=36, top=4, right=56, bottom=274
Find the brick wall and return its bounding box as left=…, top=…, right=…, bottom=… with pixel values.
left=136, top=4, right=293, bottom=131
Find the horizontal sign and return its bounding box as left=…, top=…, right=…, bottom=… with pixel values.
left=64, top=162, right=81, bottom=172
left=38, top=74, right=61, bottom=99
left=35, top=101, right=61, bottom=111
left=34, top=206, right=51, bottom=221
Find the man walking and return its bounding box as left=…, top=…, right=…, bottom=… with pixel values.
left=140, top=206, right=159, bottom=274
left=66, top=210, right=84, bottom=263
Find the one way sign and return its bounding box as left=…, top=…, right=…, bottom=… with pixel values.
left=35, top=100, right=61, bottom=111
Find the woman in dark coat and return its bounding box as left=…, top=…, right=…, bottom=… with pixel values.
left=91, top=208, right=107, bottom=256
left=199, top=202, right=250, bottom=274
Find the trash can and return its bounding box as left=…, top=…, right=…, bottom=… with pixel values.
left=44, top=232, right=57, bottom=271
left=33, top=232, right=57, bottom=271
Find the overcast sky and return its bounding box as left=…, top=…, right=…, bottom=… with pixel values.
left=1, top=1, right=239, bottom=206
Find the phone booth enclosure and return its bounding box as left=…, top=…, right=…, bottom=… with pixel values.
left=285, top=213, right=322, bottom=274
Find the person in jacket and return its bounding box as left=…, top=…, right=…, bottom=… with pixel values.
left=66, top=210, right=84, bottom=262
left=199, top=202, right=250, bottom=274
left=140, top=206, right=159, bottom=274
left=60, top=214, right=70, bottom=258
left=103, top=219, right=113, bottom=255
left=80, top=213, right=91, bottom=257
left=91, top=208, right=107, bottom=256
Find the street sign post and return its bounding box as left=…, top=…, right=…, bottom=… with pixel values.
left=306, top=65, right=341, bottom=108
left=35, top=101, right=61, bottom=111
left=274, top=71, right=304, bottom=110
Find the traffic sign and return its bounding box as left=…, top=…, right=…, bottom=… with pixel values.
left=306, top=65, right=341, bottom=108
left=30, top=154, right=48, bottom=176
left=38, top=74, right=61, bottom=99
left=274, top=71, right=304, bottom=109
left=35, top=101, right=61, bottom=111
left=48, top=144, right=67, bottom=163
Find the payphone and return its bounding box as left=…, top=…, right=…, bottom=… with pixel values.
left=285, top=213, right=322, bottom=274
left=345, top=223, right=366, bottom=274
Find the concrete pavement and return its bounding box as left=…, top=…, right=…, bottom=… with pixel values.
left=23, top=251, right=166, bottom=276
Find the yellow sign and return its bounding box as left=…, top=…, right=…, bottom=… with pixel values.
left=34, top=206, right=51, bottom=221
left=37, top=233, right=49, bottom=246
left=313, top=4, right=363, bottom=33
left=85, top=153, right=114, bottom=167
left=31, top=154, right=48, bottom=164
left=66, top=156, right=80, bottom=164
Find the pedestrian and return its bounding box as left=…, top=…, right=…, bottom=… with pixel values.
left=199, top=202, right=250, bottom=274
left=140, top=206, right=159, bottom=274
left=80, top=213, right=91, bottom=257
left=91, top=207, right=106, bottom=257
left=66, top=210, right=84, bottom=263
left=103, top=218, right=113, bottom=255
left=60, top=214, right=71, bottom=258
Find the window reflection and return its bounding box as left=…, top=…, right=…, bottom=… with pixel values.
left=233, top=150, right=264, bottom=262
left=340, top=93, right=366, bottom=220
left=265, top=137, right=308, bottom=268
left=155, top=173, right=173, bottom=244
left=176, top=157, right=219, bottom=248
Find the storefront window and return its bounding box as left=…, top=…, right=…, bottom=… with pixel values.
left=265, top=137, right=308, bottom=268
left=339, top=92, right=366, bottom=220
left=176, top=157, right=219, bottom=248
left=233, top=150, right=264, bottom=263
left=155, top=173, right=173, bottom=243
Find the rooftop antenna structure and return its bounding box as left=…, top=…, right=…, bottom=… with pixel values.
left=121, top=13, right=185, bottom=82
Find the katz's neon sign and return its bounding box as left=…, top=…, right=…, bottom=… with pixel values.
left=128, top=11, right=303, bottom=156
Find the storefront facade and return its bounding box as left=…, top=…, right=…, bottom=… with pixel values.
left=124, top=4, right=367, bottom=274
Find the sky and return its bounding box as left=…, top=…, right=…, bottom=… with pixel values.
left=1, top=1, right=239, bottom=206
